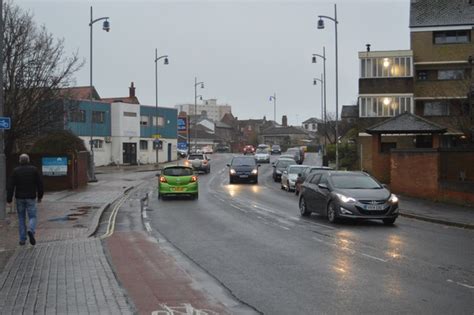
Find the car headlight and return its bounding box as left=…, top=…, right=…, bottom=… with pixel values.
left=335, top=193, right=356, bottom=203
left=389, top=194, right=399, bottom=203
left=251, top=169, right=258, bottom=175
left=276, top=170, right=282, bottom=174
left=230, top=169, right=236, bottom=175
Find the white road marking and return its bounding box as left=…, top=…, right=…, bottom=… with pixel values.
left=312, top=237, right=387, bottom=263
left=144, top=222, right=152, bottom=233
left=361, top=253, right=388, bottom=263
left=447, top=279, right=474, bottom=289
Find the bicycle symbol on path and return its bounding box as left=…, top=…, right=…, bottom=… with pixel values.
left=151, top=303, right=220, bottom=315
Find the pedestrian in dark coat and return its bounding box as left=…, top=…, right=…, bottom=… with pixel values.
left=7, top=154, right=44, bottom=245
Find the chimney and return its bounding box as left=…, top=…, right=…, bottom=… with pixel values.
left=282, top=115, right=288, bottom=127
left=366, top=44, right=371, bottom=52
left=129, top=82, right=136, bottom=98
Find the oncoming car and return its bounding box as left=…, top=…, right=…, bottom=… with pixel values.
left=228, top=156, right=260, bottom=184
left=158, top=166, right=199, bottom=199
left=255, top=148, right=270, bottom=163
left=298, top=171, right=399, bottom=225
left=281, top=165, right=309, bottom=192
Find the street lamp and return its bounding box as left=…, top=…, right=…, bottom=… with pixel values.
left=88, top=6, right=110, bottom=182
left=313, top=75, right=324, bottom=123
left=194, top=77, right=204, bottom=151
left=312, top=47, right=327, bottom=162
left=318, top=4, right=340, bottom=170
left=154, top=49, right=169, bottom=166
left=269, top=93, right=277, bottom=122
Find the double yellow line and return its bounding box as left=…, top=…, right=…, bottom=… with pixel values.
left=100, top=195, right=128, bottom=239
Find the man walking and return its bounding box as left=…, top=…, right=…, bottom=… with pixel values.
left=7, top=154, right=44, bottom=246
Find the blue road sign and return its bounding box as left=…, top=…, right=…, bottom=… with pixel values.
left=177, top=142, right=188, bottom=150
left=0, top=117, right=11, bottom=130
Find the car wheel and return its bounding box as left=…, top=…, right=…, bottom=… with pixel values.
left=295, top=188, right=299, bottom=196
left=299, top=197, right=311, bottom=217
left=253, top=178, right=258, bottom=185
left=383, top=218, right=396, bottom=225
left=194, top=193, right=199, bottom=200
left=280, top=182, right=285, bottom=190
left=158, top=192, right=161, bottom=200
left=229, top=177, right=233, bottom=184
left=327, top=201, right=339, bottom=223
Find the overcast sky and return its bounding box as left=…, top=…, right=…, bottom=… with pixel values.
left=17, top=0, right=410, bottom=125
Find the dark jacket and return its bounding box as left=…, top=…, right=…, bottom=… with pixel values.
left=7, top=164, right=44, bottom=202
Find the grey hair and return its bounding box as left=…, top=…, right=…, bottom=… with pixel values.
left=19, top=154, right=30, bottom=165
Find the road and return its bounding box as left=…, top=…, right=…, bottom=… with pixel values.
left=135, top=153, right=473, bottom=314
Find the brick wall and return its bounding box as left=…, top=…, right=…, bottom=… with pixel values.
left=390, top=149, right=440, bottom=199
left=411, top=30, right=474, bottom=62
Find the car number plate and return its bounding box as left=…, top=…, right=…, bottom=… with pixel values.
left=171, top=187, right=185, bottom=192
left=365, top=205, right=384, bottom=210
left=240, top=175, right=249, bottom=178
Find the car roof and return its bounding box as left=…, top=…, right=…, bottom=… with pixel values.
left=327, top=171, right=370, bottom=177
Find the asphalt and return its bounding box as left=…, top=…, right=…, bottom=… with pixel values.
left=146, top=153, right=474, bottom=314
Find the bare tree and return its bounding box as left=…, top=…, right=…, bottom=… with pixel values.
left=2, top=1, right=83, bottom=156
left=320, top=112, right=353, bottom=144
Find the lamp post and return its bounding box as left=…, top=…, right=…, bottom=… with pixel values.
left=313, top=75, right=324, bottom=122
left=154, top=49, right=169, bottom=166
left=318, top=4, right=339, bottom=170
left=0, top=0, right=5, bottom=219
left=88, top=6, right=110, bottom=182
left=269, top=93, right=277, bottom=122
left=194, top=77, right=204, bottom=151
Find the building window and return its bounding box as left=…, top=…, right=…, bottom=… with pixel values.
left=70, top=110, right=86, bottom=122
left=91, top=139, right=104, bottom=149
left=360, top=56, right=412, bottom=78
left=124, top=112, right=137, bottom=117
left=433, top=30, right=470, bottom=44
left=312, top=123, right=316, bottom=130
left=152, top=116, right=165, bottom=127
left=140, top=115, right=149, bottom=126
left=140, top=140, right=148, bottom=150
left=92, top=111, right=105, bottom=123
left=437, top=69, right=464, bottom=80
left=423, top=101, right=449, bottom=116
left=359, top=96, right=412, bottom=117
left=417, top=70, right=428, bottom=81
left=304, top=124, right=308, bottom=130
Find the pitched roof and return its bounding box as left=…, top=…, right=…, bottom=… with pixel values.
left=101, top=96, right=140, bottom=104
left=341, top=105, right=359, bottom=119
left=261, top=126, right=308, bottom=135
left=58, top=86, right=100, bottom=100
left=410, top=0, right=474, bottom=28
left=302, top=117, right=323, bottom=124
left=215, top=121, right=232, bottom=128
left=366, top=112, right=447, bottom=134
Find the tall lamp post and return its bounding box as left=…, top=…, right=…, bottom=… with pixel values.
left=89, top=6, right=110, bottom=182
left=154, top=49, right=169, bottom=166
left=0, top=0, right=5, bottom=219
left=313, top=75, right=324, bottom=122
left=269, top=93, right=277, bottom=122
left=194, top=77, right=204, bottom=150
left=318, top=4, right=339, bottom=170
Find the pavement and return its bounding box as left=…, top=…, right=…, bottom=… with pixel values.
left=0, top=157, right=472, bottom=313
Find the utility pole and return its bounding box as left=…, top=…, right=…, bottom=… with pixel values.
left=0, top=0, right=6, bottom=220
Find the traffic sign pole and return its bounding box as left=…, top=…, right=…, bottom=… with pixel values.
left=0, top=0, right=6, bottom=220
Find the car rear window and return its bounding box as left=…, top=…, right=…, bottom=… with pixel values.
left=256, top=149, right=268, bottom=153
left=331, top=175, right=382, bottom=189
left=232, top=157, right=256, bottom=166
left=188, top=154, right=204, bottom=160
left=289, top=166, right=308, bottom=174
left=163, top=167, right=193, bottom=176
left=277, top=160, right=294, bottom=168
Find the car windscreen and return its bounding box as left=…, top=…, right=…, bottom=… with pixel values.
left=330, top=175, right=382, bottom=189
left=272, top=145, right=280, bottom=149
left=188, top=154, right=203, bottom=160
left=162, top=168, right=193, bottom=176
left=288, top=166, right=307, bottom=174
left=276, top=160, right=294, bottom=168
left=256, top=149, right=267, bottom=154
left=232, top=157, right=256, bottom=166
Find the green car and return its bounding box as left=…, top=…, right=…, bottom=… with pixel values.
left=158, top=166, right=199, bottom=199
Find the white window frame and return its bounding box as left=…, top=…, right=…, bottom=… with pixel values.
left=359, top=95, right=413, bottom=118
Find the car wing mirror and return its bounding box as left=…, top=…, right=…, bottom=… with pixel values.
left=155, top=172, right=161, bottom=177
left=298, top=173, right=302, bottom=177
left=258, top=164, right=261, bottom=167
left=382, top=183, right=389, bottom=189
left=318, top=183, right=328, bottom=189
left=226, top=164, right=230, bottom=167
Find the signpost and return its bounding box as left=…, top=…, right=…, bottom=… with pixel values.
left=0, top=117, right=11, bottom=130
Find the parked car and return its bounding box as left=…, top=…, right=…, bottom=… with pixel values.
left=215, top=144, right=230, bottom=153
left=295, top=166, right=333, bottom=196
left=185, top=153, right=211, bottom=173
left=280, top=165, right=309, bottom=192
left=286, top=148, right=304, bottom=164
left=298, top=171, right=399, bottom=225
left=177, top=148, right=188, bottom=158
left=278, top=154, right=297, bottom=162
left=227, top=156, right=260, bottom=184
left=157, top=166, right=199, bottom=200
left=255, top=148, right=270, bottom=163
left=272, top=158, right=297, bottom=182
left=243, top=145, right=256, bottom=155
left=271, top=145, right=282, bottom=155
